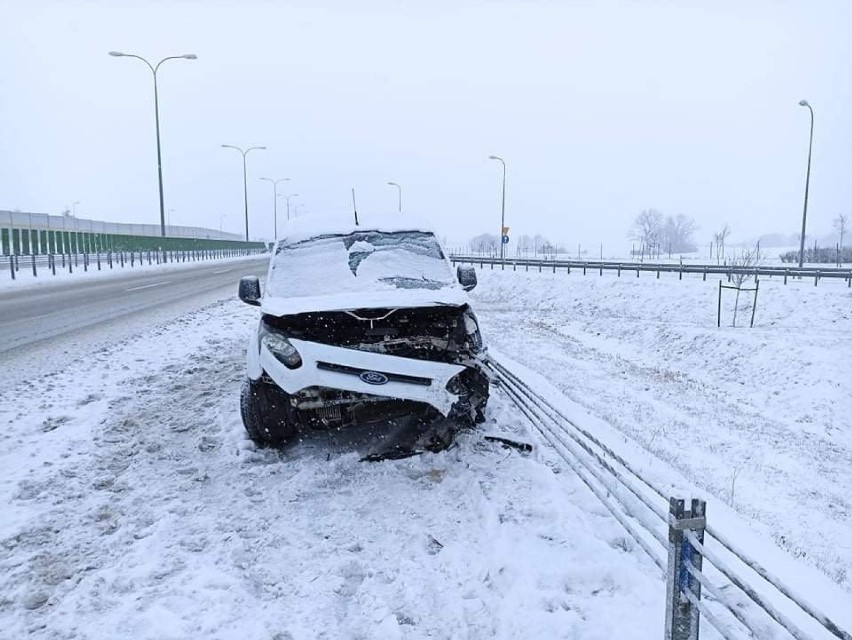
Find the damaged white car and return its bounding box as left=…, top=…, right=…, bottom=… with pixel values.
left=237, top=217, right=489, bottom=456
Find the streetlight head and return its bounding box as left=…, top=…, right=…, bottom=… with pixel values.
left=108, top=51, right=126, bottom=57
left=182, top=54, right=198, bottom=60
left=799, top=99, right=809, bottom=107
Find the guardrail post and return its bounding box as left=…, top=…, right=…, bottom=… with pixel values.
left=717, top=281, right=722, bottom=328
left=32, top=254, right=37, bottom=277
left=97, top=252, right=101, bottom=271
left=814, top=270, right=820, bottom=287
left=51, top=254, right=56, bottom=275
left=784, top=269, right=789, bottom=285
left=9, top=256, right=15, bottom=280
left=83, top=253, right=88, bottom=272
left=665, top=497, right=706, bottom=640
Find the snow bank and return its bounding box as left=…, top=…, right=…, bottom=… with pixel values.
left=471, top=266, right=852, bottom=594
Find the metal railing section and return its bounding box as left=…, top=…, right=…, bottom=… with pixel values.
left=486, top=356, right=851, bottom=640
left=451, top=255, right=852, bottom=286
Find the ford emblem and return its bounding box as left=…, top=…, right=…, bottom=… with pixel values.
left=359, top=371, right=389, bottom=385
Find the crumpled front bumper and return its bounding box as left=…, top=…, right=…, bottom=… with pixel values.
left=249, top=337, right=467, bottom=417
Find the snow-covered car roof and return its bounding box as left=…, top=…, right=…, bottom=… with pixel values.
left=262, top=215, right=467, bottom=316
left=277, top=214, right=438, bottom=247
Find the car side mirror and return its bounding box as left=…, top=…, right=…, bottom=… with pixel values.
left=238, top=276, right=262, bottom=306
left=457, top=265, right=477, bottom=291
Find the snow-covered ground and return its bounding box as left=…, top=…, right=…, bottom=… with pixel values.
left=470, top=266, right=852, bottom=593
left=0, top=300, right=665, bottom=639
left=1, top=264, right=850, bottom=639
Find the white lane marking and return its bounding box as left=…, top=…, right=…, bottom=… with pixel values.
left=125, top=281, right=170, bottom=292
left=212, top=268, right=232, bottom=274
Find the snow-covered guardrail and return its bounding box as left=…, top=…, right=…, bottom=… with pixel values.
left=450, top=255, right=852, bottom=287
left=2, top=248, right=266, bottom=281
left=487, top=357, right=852, bottom=640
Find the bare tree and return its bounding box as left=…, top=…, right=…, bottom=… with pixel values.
left=629, top=209, right=663, bottom=261
left=662, top=214, right=698, bottom=254
left=835, top=214, right=848, bottom=258
left=469, top=233, right=499, bottom=256
left=713, top=224, right=731, bottom=263
left=729, top=248, right=759, bottom=327
left=516, top=234, right=534, bottom=257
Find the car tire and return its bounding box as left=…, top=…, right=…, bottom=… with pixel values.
left=240, top=378, right=298, bottom=446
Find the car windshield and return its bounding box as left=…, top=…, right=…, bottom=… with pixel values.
left=266, top=230, right=456, bottom=298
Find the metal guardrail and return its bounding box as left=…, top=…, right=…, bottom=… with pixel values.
left=2, top=248, right=267, bottom=281
left=488, top=357, right=852, bottom=640
left=450, top=255, right=852, bottom=286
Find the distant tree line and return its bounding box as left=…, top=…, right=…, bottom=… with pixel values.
left=780, top=246, right=852, bottom=264
left=628, top=209, right=698, bottom=259
left=467, top=233, right=563, bottom=257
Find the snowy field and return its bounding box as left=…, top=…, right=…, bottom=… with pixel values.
left=1, top=264, right=850, bottom=639
left=470, top=266, right=852, bottom=592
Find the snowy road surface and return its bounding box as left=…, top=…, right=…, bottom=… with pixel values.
left=0, top=256, right=268, bottom=354
left=0, top=256, right=268, bottom=393
left=0, top=300, right=663, bottom=639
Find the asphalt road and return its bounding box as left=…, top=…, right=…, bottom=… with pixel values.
left=0, top=257, right=269, bottom=386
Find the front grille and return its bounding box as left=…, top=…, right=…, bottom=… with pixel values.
left=316, top=361, right=432, bottom=386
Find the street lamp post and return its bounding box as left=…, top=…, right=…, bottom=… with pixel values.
left=284, top=194, right=299, bottom=221
left=797, top=100, right=814, bottom=268
left=108, top=51, right=197, bottom=237
left=259, top=177, right=290, bottom=239
left=488, top=155, right=507, bottom=260
left=387, top=181, right=402, bottom=213
left=221, top=144, right=267, bottom=241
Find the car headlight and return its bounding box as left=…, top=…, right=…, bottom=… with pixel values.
left=261, top=332, right=303, bottom=369
left=446, top=372, right=465, bottom=396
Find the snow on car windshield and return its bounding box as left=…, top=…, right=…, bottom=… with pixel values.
left=266, top=230, right=456, bottom=298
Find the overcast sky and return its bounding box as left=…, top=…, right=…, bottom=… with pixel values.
left=1, top=0, right=850, bottom=250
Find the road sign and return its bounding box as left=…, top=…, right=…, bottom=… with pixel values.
left=502, top=235, right=509, bottom=245
left=502, top=226, right=510, bottom=235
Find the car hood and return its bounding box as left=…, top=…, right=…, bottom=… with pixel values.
left=259, top=287, right=470, bottom=316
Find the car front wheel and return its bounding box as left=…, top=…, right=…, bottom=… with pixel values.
left=240, top=378, right=298, bottom=446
